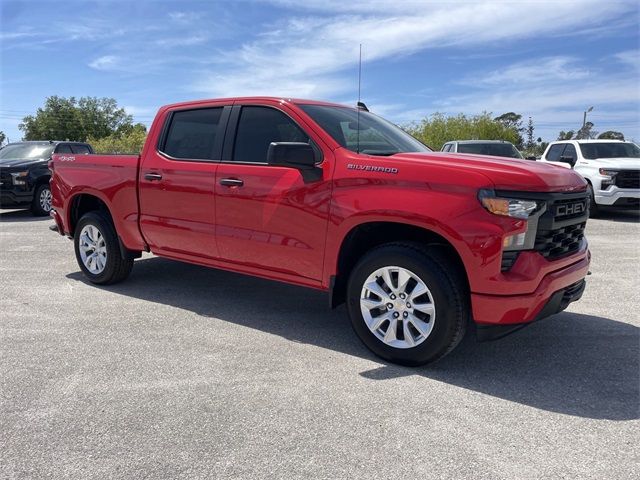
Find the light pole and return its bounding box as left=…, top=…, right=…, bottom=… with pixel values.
left=583, top=106, right=593, bottom=127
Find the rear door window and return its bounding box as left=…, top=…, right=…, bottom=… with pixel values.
left=161, top=108, right=224, bottom=160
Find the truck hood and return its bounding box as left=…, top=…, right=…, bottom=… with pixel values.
left=579, top=157, right=640, bottom=169
left=0, top=158, right=47, bottom=168
left=393, top=152, right=587, bottom=192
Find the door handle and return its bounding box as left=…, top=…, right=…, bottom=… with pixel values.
left=144, top=172, right=163, bottom=181
left=219, top=178, right=244, bottom=187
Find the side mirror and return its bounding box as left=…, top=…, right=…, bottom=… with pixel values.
left=267, top=142, right=318, bottom=169
left=526, top=155, right=537, bottom=160
left=559, top=155, right=576, bottom=166
left=267, top=142, right=323, bottom=182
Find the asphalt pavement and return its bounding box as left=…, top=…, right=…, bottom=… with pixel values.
left=1, top=207, right=638, bottom=479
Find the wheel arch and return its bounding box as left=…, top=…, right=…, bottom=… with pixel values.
left=67, top=193, right=139, bottom=260
left=329, top=221, right=469, bottom=308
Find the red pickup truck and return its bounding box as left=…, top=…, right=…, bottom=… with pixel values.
left=50, top=97, right=590, bottom=365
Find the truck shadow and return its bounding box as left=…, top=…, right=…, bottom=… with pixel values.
left=66, top=257, right=639, bottom=422
left=0, top=209, right=51, bottom=222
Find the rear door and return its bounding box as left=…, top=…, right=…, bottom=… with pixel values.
left=138, top=103, right=231, bottom=260
left=214, top=102, right=333, bottom=281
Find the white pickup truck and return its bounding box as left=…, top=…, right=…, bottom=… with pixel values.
left=539, top=140, right=640, bottom=214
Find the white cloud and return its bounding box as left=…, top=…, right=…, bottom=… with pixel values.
left=168, top=11, right=201, bottom=23
left=615, top=50, right=640, bottom=70
left=156, top=33, right=209, bottom=47
left=191, top=0, right=635, bottom=99
left=469, top=57, right=591, bottom=86
left=88, top=55, right=120, bottom=71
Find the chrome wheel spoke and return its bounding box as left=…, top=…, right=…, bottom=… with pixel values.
left=364, top=281, right=389, bottom=301
left=408, top=313, right=432, bottom=338
left=368, top=313, right=390, bottom=331
left=409, top=282, right=428, bottom=301
left=380, top=268, right=395, bottom=291
left=397, top=268, right=411, bottom=294
left=402, top=321, right=415, bottom=347
left=361, top=296, right=385, bottom=310
left=412, top=302, right=435, bottom=317
left=383, top=318, right=398, bottom=343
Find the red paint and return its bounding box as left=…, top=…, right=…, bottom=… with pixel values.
left=50, top=96, right=590, bottom=327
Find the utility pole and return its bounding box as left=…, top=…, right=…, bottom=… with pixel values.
left=583, top=106, right=593, bottom=127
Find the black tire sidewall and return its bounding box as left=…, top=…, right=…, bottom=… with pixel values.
left=347, top=245, right=465, bottom=366
left=31, top=184, right=51, bottom=216
left=74, top=211, right=123, bottom=284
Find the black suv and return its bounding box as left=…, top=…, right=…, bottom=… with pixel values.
left=0, top=141, right=93, bottom=216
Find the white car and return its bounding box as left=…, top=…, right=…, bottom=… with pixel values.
left=539, top=140, right=640, bottom=214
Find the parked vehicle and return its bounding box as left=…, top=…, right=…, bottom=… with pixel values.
left=441, top=140, right=526, bottom=159
left=539, top=140, right=640, bottom=214
left=0, top=141, right=93, bottom=215
left=50, top=97, right=590, bottom=366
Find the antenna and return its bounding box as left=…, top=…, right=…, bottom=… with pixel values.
left=357, top=43, right=362, bottom=154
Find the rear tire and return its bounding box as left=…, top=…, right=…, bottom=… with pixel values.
left=347, top=243, right=468, bottom=366
left=31, top=184, right=52, bottom=216
left=74, top=211, right=133, bottom=285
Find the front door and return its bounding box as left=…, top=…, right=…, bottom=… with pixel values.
left=215, top=104, right=332, bottom=281
left=138, top=105, right=230, bottom=260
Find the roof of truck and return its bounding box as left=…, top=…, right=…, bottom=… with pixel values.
left=162, top=97, right=349, bottom=111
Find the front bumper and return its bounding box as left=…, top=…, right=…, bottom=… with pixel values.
left=476, top=279, right=586, bottom=341
left=472, top=249, right=590, bottom=327
left=595, top=186, right=640, bottom=206
left=0, top=189, right=34, bottom=207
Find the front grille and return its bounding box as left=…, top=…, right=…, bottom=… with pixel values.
left=535, top=222, right=586, bottom=259
left=615, top=170, right=640, bottom=189
left=532, top=191, right=589, bottom=260
left=0, top=170, right=12, bottom=188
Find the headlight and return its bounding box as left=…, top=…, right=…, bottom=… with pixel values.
left=478, top=189, right=541, bottom=219
left=10, top=171, right=28, bottom=185
left=599, top=168, right=617, bottom=189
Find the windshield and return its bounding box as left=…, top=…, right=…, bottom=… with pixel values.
left=299, top=105, right=430, bottom=155
left=579, top=142, right=640, bottom=159
left=457, top=142, right=523, bottom=159
left=0, top=144, right=55, bottom=161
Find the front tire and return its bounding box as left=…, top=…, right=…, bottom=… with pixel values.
left=347, top=243, right=468, bottom=366
left=74, top=211, right=133, bottom=285
left=31, top=184, right=52, bottom=216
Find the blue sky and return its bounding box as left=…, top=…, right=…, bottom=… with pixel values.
left=1, top=0, right=639, bottom=143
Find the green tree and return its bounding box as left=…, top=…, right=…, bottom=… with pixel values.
left=0, top=131, right=6, bottom=146
left=598, top=130, right=625, bottom=140
left=88, top=123, right=148, bottom=154
left=557, top=130, right=575, bottom=140
left=494, top=112, right=524, bottom=148
left=575, top=121, right=597, bottom=140
left=525, top=116, right=535, bottom=149
left=405, top=112, right=520, bottom=151
left=19, top=96, right=133, bottom=141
